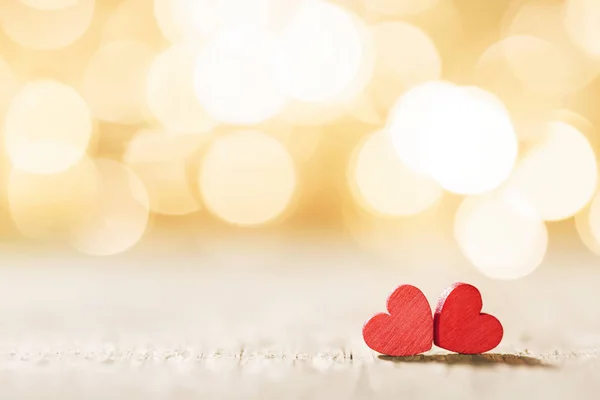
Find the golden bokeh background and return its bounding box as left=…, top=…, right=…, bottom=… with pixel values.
left=0, top=0, right=600, bottom=281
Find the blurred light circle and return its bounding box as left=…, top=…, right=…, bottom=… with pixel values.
left=501, top=35, right=586, bottom=97
left=369, top=21, right=442, bottom=113
left=153, top=0, right=197, bottom=43
left=8, top=156, right=99, bottom=239
left=388, top=82, right=518, bottom=195
left=388, top=80, right=455, bottom=175
left=575, top=203, right=600, bottom=257
left=0, top=0, right=95, bottom=49
left=83, top=40, right=155, bottom=124
left=19, top=0, right=77, bottom=10
left=124, top=130, right=204, bottom=216
left=194, top=27, right=285, bottom=125
left=363, top=0, right=438, bottom=17
left=199, top=131, right=296, bottom=226
left=5, top=80, right=92, bottom=175
left=69, top=159, right=150, bottom=256
left=504, top=122, right=597, bottom=221
left=351, top=130, right=442, bottom=217
left=455, top=192, right=548, bottom=280
left=565, top=0, right=600, bottom=57
left=474, top=36, right=562, bottom=143
left=275, top=0, right=365, bottom=103
left=553, top=109, right=598, bottom=158
left=504, top=0, right=600, bottom=95
left=147, top=44, right=218, bottom=134
left=154, top=0, right=270, bottom=44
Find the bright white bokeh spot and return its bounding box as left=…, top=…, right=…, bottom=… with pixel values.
left=147, top=44, right=218, bottom=134
left=0, top=0, right=95, bottom=49
left=388, top=82, right=518, bottom=195
left=369, top=21, right=442, bottom=113
left=194, top=27, right=286, bottom=125
left=455, top=192, right=548, bottom=280
left=275, top=0, right=366, bottom=103
left=351, top=130, right=442, bottom=217
left=5, top=80, right=93, bottom=175
left=199, top=131, right=296, bottom=226
left=83, top=40, right=156, bottom=124
left=504, top=122, right=597, bottom=221
left=69, top=159, right=150, bottom=256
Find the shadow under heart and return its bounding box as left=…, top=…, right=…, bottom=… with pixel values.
left=378, top=353, right=555, bottom=368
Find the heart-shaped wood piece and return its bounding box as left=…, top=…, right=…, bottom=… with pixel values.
left=434, top=282, right=503, bottom=354
left=363, top=285, right=433, bottom=356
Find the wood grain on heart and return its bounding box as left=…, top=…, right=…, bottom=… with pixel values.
left=363, top=285, right=433, bottom=356
left=434, top=282, right=503, bottom=354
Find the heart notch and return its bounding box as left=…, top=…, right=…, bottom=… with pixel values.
left=434, top=282, right=503, bottom=354
left=363, top=284, right=433, bottom=357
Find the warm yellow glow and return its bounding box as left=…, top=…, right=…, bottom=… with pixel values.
left=0, top=0, right=95, bottom=49
left=275, top=0, right=366, bottom=103
left=124, top=130, right=204, bottom=216
left=343, top=198, right=454, bottom=263
left=575, top=203, right=600, bottom=257
left=102, top=0, right=163, bottom=45
left=504, top=122, right=597, bottom=221
left=19, top=0, right=78, bottom=10
left=475, top=36, right=561, bottom=143
left=154, top=0, right=271, bottom=44
left=124, top=129, right=207, bottom=164
left=7, top=156, right=98, bottom=239
left=5, top=80, right=93, bottom=174
left=83, top=40, right=155, bottom=124
left=199, top=131, right=296, bottom=226
left=554, top=109, right=598, bottom=157
left=69, top=159, right=150, bottom=256
left=351, top=130, right=442, bottom=217
left=565, top=0, right=600, bottom=57
left=587, top=191, right=600, bottom=252
left=388, top=81, right=518, bottom=195
left=194, top=27, right=285, bottom=125
left=0, top=57, right=18, bottom=119
left=504, top=0, right=600, bottom=95
left=277, top=100, right=346, bottom=127
left=368, top=21, right=442, bottom=115
left=455, top=192, right=548, bottom=280
left=147, top=44, right=218, bottom=134
left=364, top=0, right=439, bottom=17
left=266, top=124, right=322, bottom=164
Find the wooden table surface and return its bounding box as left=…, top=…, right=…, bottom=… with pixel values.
left=0, top=238, right=598, bottom=399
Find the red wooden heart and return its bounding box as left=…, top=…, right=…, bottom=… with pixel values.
left=363, top=285, right=433, bottom=356
left=434, top=282, right=503, bottom=354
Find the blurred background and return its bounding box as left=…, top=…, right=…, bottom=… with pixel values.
left=2, top=0, right=600, bottom=397
left=0, top=0, right=599, bottom=282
